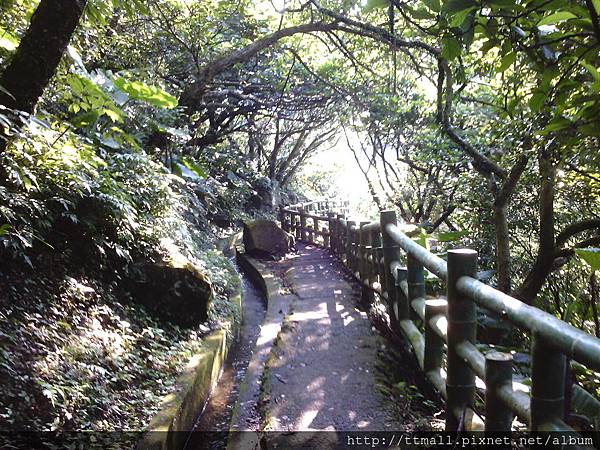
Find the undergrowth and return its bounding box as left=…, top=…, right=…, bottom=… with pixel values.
left=0, top=117, right=255, bottom=434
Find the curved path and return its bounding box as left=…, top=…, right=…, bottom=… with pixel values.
left=251, top=243, right=402, bottom=448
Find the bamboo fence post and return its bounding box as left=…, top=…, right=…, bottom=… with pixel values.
left=446, top=249, right=478, bottom=431
left=485, top=351, right=514, bottom=438
left=407, top=254, right=425, bottom=321
left=359, top=221, right=371, bottom=304
left=336, top=214, right=345, bottom=256
left=370, top=225, right=382, bottom=291
left=294, top=214, right=301, bottom=240
left=346, top=220, right=357, bottom=274
left=531, top=334, right=566, bottom=431
left=380, top=211, right=400, bottom=327
left=300, top=208, right=307, bottom=242
left=327, top=212, right=336, bottom=253
left=424, top=299, right=447, bottom=374
left=396, top=267, right=410, bottom=321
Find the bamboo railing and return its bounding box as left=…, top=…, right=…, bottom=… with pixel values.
left=280, top=202, right=600, bottom=441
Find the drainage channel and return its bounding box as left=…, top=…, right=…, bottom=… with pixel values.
left=183, top=274, right=266, bottom=450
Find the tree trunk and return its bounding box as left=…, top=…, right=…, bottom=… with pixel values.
left=0, top=0, right=87, bottom=152
left=515, top=149, right=556, bottom=304
left=0, top=0, right=87, bottom=112
left=493, top=204, right=511, bottom=293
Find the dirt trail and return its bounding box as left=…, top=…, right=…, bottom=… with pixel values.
left=261, top=243, right=402, bottom=440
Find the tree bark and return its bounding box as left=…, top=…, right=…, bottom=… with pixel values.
left=493, top=204, right=511, bottom=293
left=0, top=0, right=87, bottom=153
left=179, top=21, right=340, bottom=109
left=515, top=148, right=556, bottom=304
left=492, top=155, right=529, bottom=293
left=0, top=0, right=87, bottom=113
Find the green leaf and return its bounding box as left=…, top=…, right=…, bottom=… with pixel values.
left=541, top=117, right=571, bottom=133
left=497, top=52, right=516, bottom=72
left=581, top=62, right=600, bottom=82
left=363, top=0, right=389, bottom=12
left=593, top=0, right=600, bottom=14
left=410, top=7, right=436, bottom=19
left=537, top=11, right=578, bottom=26
left=0, top=27, right=19, bottom=52
left=441, top=36, right=462, bottom=60
left=71, top=110, right=100, bottom=128
left=449, top=6, right=477, bottom=27
left=435, top=230, right=469, bottom=242
left=413, top=228, right=430, bottom=249
left=0, top=224, right=11, bottom=237
left=181, top=157, right=208, bottom=179
left=488, top=0, right=516, bottom=8
left=422, top=0, right=441, bottom=12
left=528, top=90, right=547, bottom=112
left=443, top=0, right=478, bottom=13
left=579, top=123, right=600, bottom=136
left=571, top=385, right=600, bottom=421
left=113, top=77, right=178, bottom=109
left=576, top=248, right=600, bottom=271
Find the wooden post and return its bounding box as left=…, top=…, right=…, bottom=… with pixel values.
left=396, top=267, right=410, bottom=321
left=407, top=254, right=426, bottom=307
left=407, top=254, right=425, bottom=324
left=485, top=351, right=514, bottom=437
left=380, top=211, right=399, bottom=325
left=365, top=223, right=376, bottom=305
left=336, top=215, right=345, bottom=256
left=370, top=226, right=382, bottom=292
left=294, top=214, right=301, bottom=240
left=346, top=220, right=357, bottom=274
left=424, top=299, right=447, bottom=374
left=358, top=222, right=371, bottom=302
left=308, top=217, right=315, bottom=243
left=446, top=249, right=478, bottom=431
left=300, top=208, right=307, bottom=242
left=290, top=212, right=296, bottom=237
left=323, top=226, right=329, bottom=248
left=531, top=334, right=566, bottom=431
left=327, top=213, right=336, bottom=253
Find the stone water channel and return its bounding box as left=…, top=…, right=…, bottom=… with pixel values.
left=182, top=273, right=266, bottom=450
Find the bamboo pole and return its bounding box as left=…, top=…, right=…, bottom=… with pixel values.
left=531, top=334, right=566, bottom=431
left=300, top=207, right=307, bottom=242
left=485, top=351, right=514, bottom=439
left=407, top=254, right=425, bottom=322
left=424, top=299, right=447, bottom=375
left=359, top=221, right=372, bottom=304
left=446, top=249, right=478, bottom=431
left=346, top=220, right=357, bottom=274
left=380, top=211, right=400, bottom=329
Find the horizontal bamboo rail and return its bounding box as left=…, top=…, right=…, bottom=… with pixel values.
left=280, top=203, right=600, bottom=445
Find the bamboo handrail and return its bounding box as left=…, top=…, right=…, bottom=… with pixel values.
left=280, top=204, right=600, bottom=443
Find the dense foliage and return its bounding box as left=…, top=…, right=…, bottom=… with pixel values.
left=0, top=0, right=599, bottom=433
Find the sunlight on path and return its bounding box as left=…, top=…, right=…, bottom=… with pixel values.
left=262, top=244, right=401, bottom=437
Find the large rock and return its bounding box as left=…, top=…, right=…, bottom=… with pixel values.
left=243, top=219, right=293, bottom=257
left=126, top=239, right=213, bottom=327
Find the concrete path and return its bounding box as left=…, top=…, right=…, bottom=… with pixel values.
left=261, top=243, right=401, bottom=438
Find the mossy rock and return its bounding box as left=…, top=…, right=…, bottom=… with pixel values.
left=126, top=243, right=213, bottom=327
left=243, top=219, right=293, bottom=258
